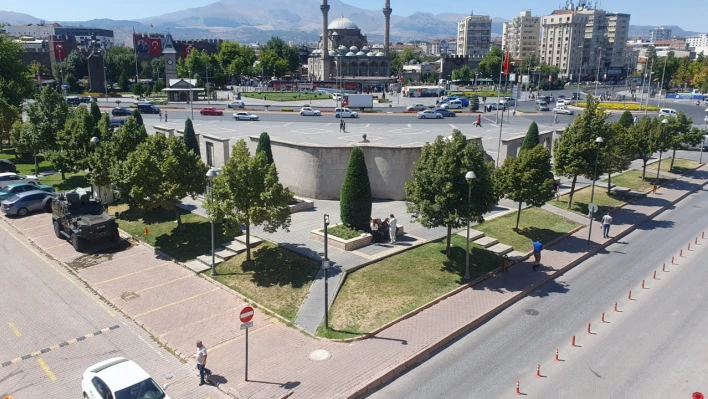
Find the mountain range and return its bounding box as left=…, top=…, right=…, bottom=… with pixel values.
left=0, top=2, right=703, bottom=46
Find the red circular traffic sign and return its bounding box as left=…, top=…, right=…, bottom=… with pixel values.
left=693, top=393, right=704, bottom=399
left=240, top=306, right=254, bottom=323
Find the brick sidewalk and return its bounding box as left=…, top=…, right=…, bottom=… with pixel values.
left=4, top=166, right=706, bottom=399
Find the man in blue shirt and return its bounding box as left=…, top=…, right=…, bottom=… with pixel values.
left=532, top=239, right=543, bottom=271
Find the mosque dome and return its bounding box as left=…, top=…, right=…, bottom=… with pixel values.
left=349, top=45, right=359, bottom=52
left=328, top=17, right=359, bottom=30
left=345, top=51, right=356, bottom=56
left=356, top=51, right=366, bottom=56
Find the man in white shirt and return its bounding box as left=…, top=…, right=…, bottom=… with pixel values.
left=196, top=340, right=208, bottom=385
left=602, top=211, right=613, bottom=238
left=389, top=214, right=397, bottom=244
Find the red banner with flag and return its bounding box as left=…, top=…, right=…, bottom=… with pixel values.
left=548, top=74, right=553, bottom=82
left=53, top=42, right=67, bottom=62
left=147, top=38, right=162, bottom=56
left=183, top=44, right=196, bottom=59
left=502, top=49, right=510, bottom=76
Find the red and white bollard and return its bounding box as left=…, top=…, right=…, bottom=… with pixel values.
left=628, top=290, right=632, bottom=300
left=688, top=243, right=691, bottom=251
left=554, top=348, right=560, bottom=361
left=703, top=231, right=705, bottom=239
left=614, top=301, right=618, bottom=312
left=642, top=280, right=646, bottom=289
left=571, top=335, right=577, bottom=347
left=536, top=364, right=541, bottom=378
left=695, top=237, right=698, bottom=245
left=587, top=323, right=592, bottom=334
left=601, top=312, right=605, bottom=323
left=671, top=256, right=675, bottom=264
left=653, top=270, right=657, bottom=279
left=663, top=263, right=667, bottom=272
left=680, top=249, right=683, bottom=257
left=515, top=381, right=521, bottom=395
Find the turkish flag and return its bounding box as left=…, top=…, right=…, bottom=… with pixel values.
left=502, top=49, right=510, bottom=76
left=53, top=42, right=67, bottom=61
left=147, top=38, right=162, bottom=56
left=184, top=44, right=196, bottom=59
left=548, top=74, right=552, bottom=82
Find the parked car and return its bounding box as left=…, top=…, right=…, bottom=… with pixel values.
left=536, top=102, right=550, bottom=111
left=1, top=190, right=54, bottom=216
left=82, top=357, right=171, bottom=399
left=151, top=99, right=168, bottom=105
left=109, top=118, right=127, bottom=128
left=0, top=173, right=39, bottom=189
left=433, top=108, right=456, bottom=117
left=228, top=100, right=245, bottom=108
left=137, top=104, right=161, bottom=114
left=199, top=107, right=223, bottom=116
left=658, top=108, right=677, bottom=117
left=553, top=105, right=574, bottom=115
left=0, top=183, right=54, bottom=201
left=111, top=107, right=133, bottom=117
left=442, top=100, right=463, bottom=110
left=406, top=103, right=426, bottom=111
left=0, top=159, right=16, bottom=173
left=299, top=107, right=321, bottom=116
left=488, top=103, right=505, bottom=111
left=233, top=112, right=259, bottom=121
left=571, top=93, right=583, bottom=101
left=417, top=110, right=443, bottom=119
left=499, top=97, right=516, bottom=106
left=334, top=108, right=359, bottom=118
left=558, top=95, right=566, bottom=100
left=556, top=99, right=567, bottom=106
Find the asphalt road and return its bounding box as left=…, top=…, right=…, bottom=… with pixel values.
left=0, top=216, right=227, bottom=398
left=367, top=185, right=708, bottom=399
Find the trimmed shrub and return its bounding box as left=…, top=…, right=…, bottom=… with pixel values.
left=183, top=118, right=200, bottom=156
left=256, top=132, right=274, bottom=164
left=340, top=147, right=372, bottom=230
left=520, top=121, right=540, bottom=151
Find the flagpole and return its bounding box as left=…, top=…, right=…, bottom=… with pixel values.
left=133, top=27, right=140, bottom=91
left=495, top=56, right=503, bottom=124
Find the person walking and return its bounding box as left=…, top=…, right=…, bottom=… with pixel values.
left=554, top=114, right=558, bottom=124
left=388, top=214, right=397, bottom=244
left=196, top=341, right=208, bottom=386
left=339, top=119, right=344, bottom=132
left=164, top=111, right=168, bottom=122
left=552, top=179, right=560, bottom=200
left=532, top=239, right=543, bottom=271
left=475, top=115, right=482, bottom=127
left=159, top=111, right=163, bottom=122
left=602, top=211, right=613, bottom=238
left=343, top=120, right=346, bottom=132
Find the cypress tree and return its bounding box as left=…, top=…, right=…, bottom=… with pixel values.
left=90, top=101, right=102, bottom=125
left=131, top=109, right=144, bottom=126
left=618, top=110, right=634, bottom=129
left=256, top=132, right=274, bottom=164
left=340, top=147, right=372, bottom=230
left=520, top=121, right=540, bottom=151
left=183, top=118, right=200, bottom=156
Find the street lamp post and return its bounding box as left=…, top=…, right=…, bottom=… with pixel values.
left=658, top=57, right=667, bottom=108
left=464, top=171, right=476, bottom=280
left=90, top=137, right=101, bottom=201
left=103, top=65, right=109, bottom=101
left=206, top=168, right=219, bottom=276
left=323, top=214, right=330, bottom=330
left=702, top=108, right=708, bottom=164
left=655, top=119, right=669, bottom=188
left=496, top=106, right=506, bottom=168
left=188, top=70, right=194, bottom=120
left=577, top=45, right=584, bottom=101
left=587, top=136, right=604, bottom=245
left=594, top=48, right=602, bottom=97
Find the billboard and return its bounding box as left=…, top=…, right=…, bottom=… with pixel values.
left=53, top=42, right=67, bottom=62
left=136, top=37, right=162, bottom=56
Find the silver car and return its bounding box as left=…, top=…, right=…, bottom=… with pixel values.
left=1, top=190, right=53, bottom=216
left=417, top=110, right=443, bottom=119
left=553, top=106, right=574, bottom=115
left=406, top=103, right=426, bottom=111
left=233, top=112, right=259, bottom=121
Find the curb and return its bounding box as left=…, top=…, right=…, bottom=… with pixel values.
left=348, top=167, right=708, bottom=399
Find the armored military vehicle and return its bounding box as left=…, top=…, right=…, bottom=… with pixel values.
left=51, top=188, right=119, bottom=251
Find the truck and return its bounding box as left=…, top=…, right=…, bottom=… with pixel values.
left=51, top=188, right=120, bottom=251
left=343, top=94, right=374, bottom=109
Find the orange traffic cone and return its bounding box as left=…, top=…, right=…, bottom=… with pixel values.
left=144, top=227, right=149, bottom=235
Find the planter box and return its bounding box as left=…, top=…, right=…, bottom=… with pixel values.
left=288, top=197, right=314, bottom=213
left=310, top=224, right=372, bottom=251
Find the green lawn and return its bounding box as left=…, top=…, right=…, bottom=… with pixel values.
left=0, top=148, right=88, bottom=191
left=647, top=157, right=701, bottom=175
left=327, top=224, right=364, bottom=240
left=242, top=92, right=332, bottom=101
left=212, top=243, right=319, bottom=321
left=320, top=234, right=503, bottom=338
left=550, top=185, right=630, bottom=216
left=475, top=207, right=582, bottom=253
left=108, top=203, right=233, bottom=262
left=607, top=169, right=669, bottom=193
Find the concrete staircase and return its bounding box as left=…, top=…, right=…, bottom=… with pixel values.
left=184, top=235, right=264, bottom=273
left=455, top=228, right=513, bottom=256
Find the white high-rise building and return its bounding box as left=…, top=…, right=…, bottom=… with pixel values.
left=539, top=10, right=588, bottom=79
left=502, top=10, right=541, bottom=60
left=687, top=34, right=708, bottom=48
left=457, top=13, right=492, bottom=61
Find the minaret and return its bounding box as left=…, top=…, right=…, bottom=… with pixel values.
left=321, top=0, right=331, bottom=80
left=383, top=0, right=392, bottom=56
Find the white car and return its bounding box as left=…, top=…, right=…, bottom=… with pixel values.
left=332, top=94, right=343, bottom=101
left=441, top=100, right=463, bottom=110
left=0, top=173, right=39, bottom=189
left=499, top=97, right=516, bottom=106
left=82, top=357, right=171, bottom=399
left=417, top=110, right=443, bottom=119
left=553, top=106, right=574, bottom=115
left=406, top=103, right=426, bottom=111
left=300, top=107, right=321, bottom=116
left=233, top=112, right=259, bottom=121
left=227, top=100, right=245, bottom=108
left=658, top=108, right=677, bottom=117
left=335, top=108, right=358, bottom=118
left=556, top=99, right=567, bottom=106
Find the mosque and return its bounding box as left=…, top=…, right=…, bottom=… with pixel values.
left=307, top=0, right=393, bottom=90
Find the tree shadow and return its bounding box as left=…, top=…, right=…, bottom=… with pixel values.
left=241, top=245, right=319, bottom=289
left=53, top=175, right=89, bottom=191
left=514, top=226, right=570, bottom=250
left=440, top=245, right=503, bottom=285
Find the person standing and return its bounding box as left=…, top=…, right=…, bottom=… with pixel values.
left=554, top=114, right=558, bottom=124
left=159, top=111, right=163, bottom=122
left=532, top=239, right=543, bottom=271
left=602, top=211, right=613, bottom=238
left=343, top=120, right=346, bottom=133
left=370, top=218, right=379, bottom=244
left=339, top=119, right=344, bottom=132
left=388, top=214, right=397, bottom=244
left=164, top=111, right=168, bottom=122
left=196, top=341, right=208, bottom=386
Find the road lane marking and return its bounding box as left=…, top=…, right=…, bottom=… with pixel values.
left=94, top=263, right=167, bottom=285
left=134, top=289, right=218, bottom=318
left=0, top=221, right=115, bottom=318
left=365, top=123, right=370, bottom=128
left=37, top=358, right=57, bottom=381
left=448, top=124, right=457, bottom=129
left=8, top=322, right=21, bottom=337
left=111, top=275, right=192, bottom=301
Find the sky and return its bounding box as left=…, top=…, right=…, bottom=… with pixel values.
left=3, top=0, right=706, bottom=31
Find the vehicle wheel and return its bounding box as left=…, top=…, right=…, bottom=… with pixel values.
left=71, top=233, right=81, bottom=251
left=17, top=207, right=28, bottom=217
left=53, top=221, right=62, bottom=238
left=436, top=115, right=442, bottom=119
left=300, top=113, right=304, bottom=116
left=42, top=198, right=52, bottom=213
left=335, top=114, right=340, bottom=118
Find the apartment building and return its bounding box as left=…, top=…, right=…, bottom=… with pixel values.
left=687, top=34, right=708, bottom=48
left=539, top=10, right=588, bottom=79
left=3, top=22, right=114, bottom=49
left=502, top=10, right=541, bottom=60
left=649, top=27, right=672, bottom=42
left=456, top=13, right=492, bottom=60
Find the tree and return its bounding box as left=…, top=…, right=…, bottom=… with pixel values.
left=123, top=134, right=208, bottom=230
left=452, top=65, right=473, bottom=82
left=110, top=117, right=149, bottom=202
left=405, top=129, right=497, bottom=258
left=263, top=37, right=301, bottom=75
left=604, top=118, right=639, bottom=193
left=105, top=46, right=136, bottom=83
left=518, top=54, right=540, bottom=74
left=10, top=121, right=44, bottom=173
left=183, top=118, right=200, bottom=156
left=340, top=147, right=372, bottom=230
left=494, top=145, right=554, bottom=229
left=427, top=73, right=436, bottom=84
left=118, top=72, right=130, bottom=90
left=0, top=32, right=34, bottom=107
left=90, top=102, right=102, bottom=125
left=132, top=82, right=145, bottom=97
left=204, top=139, right=293, bottom=261
left=131, top=109, right=144, bottom=127
left=219, top=42, right=256, bottom=79
left=469, top=95, right=479, bottom=112
left=23, top=86, right=68, bottom=171
left=0, top=99, right=20, bottom=148
left=478, top=46, right=503, bottom=79
left=50, top=106, right=96, bottom=178
left=255, top=132, right=273, bottom=164
left=520, top=122, right=540, bottom=151
left=553, top=96, right=610, bottom=208
left=153, top=80, right=166, bottom=94
left=618, top=110, right=634, bottom=129
left=629, top=116, right=660, bottom=179
left=66, top=50, right=88, bottom=82
left=666, top=112, right=702, bottom=170
left=258, top=50, right=289, bottom=80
